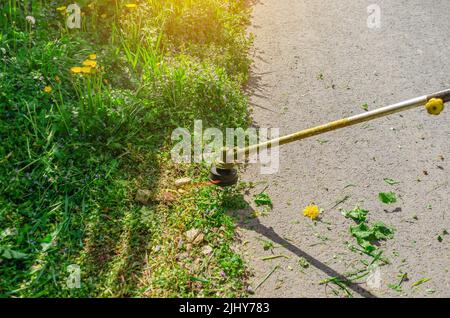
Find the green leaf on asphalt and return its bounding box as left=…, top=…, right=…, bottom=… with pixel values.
left=350, top=223, right=374, bottom=240
left=350, top=222, right=395, bottom=253
left=342, top=207, right=368, bottom=223
left=378, top=192, right=397, bottom=204
left=254, top=192, right=273, bottom=207
left=372, top=222, right=395, bottom=240
left=356, top=237, right=376, bottom=253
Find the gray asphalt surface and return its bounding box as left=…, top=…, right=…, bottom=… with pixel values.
left=237, top=0, right=450, bottom=297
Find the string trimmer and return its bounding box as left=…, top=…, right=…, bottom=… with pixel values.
left=209, top=88, right=450, bottom=187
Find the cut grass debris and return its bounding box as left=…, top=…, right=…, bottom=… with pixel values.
left=388, top=272, right=409, bottom=293
left=320, top=276, right=353, bottom=298
left=298, top=257, right=310, bottom=269
left=361, top=103, right=369, bottom=111
left=262, top=240, right=274, bottom=251
left=438, top=229, right=449, bottom=242
left=253, top=192, right=273, bottom=208
left=412, top=277, right=431, bottom=288
left=343, top=205, right=395, bottom=266
left=261, top=254, right=290, bottom=261
left=330, top=195, right=351, bottom=210
left=383, top=178, right=400, bottom=185
left=255, top=265, right=279, bottom=290
left=343, top=206, right=395, bottom=254
left=326, top=199, right=395, bottom=297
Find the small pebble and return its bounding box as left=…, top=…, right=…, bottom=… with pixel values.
left=175, top=177, right=192, bottom=187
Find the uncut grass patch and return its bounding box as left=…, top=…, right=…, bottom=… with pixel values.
left=1, top=0, right=252, bottom=297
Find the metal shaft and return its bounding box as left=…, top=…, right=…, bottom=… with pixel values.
left=221, top=88, right=450, bottom=162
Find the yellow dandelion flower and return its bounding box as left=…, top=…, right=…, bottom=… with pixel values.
left=82, top=59, right=97, bottom=67
left=88, top=3, right=94, bottom=9
left=56, top=6, right=66, bottom=12
left=81, top=66, right=92, bottom=74
left=303, top=204, right=320, bottom=220
left=43, top=86, right=52, bottom=93
left=125, top=4, right=137, bottom=9
left=88, top=54, right=97, bottom=60
left=70, top=66, right=82, bottom=74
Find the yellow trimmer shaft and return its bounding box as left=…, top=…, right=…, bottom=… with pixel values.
left=210, top=88, right=450, bottom=186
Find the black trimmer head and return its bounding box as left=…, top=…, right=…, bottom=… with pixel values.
left=209, top=165, right=238, bottom=187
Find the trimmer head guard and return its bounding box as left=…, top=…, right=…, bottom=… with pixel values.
left=209, top=165, right=238, bottom=187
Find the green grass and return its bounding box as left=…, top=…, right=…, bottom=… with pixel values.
left=0, top=0, right=252, bottom=297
